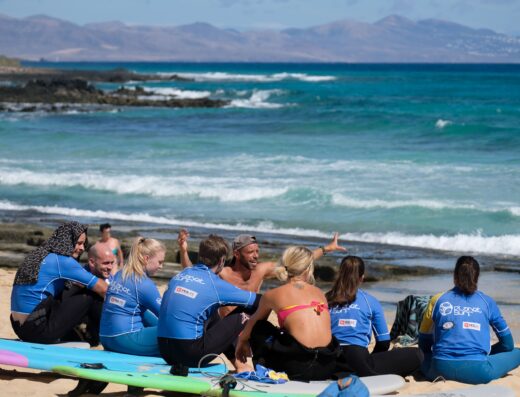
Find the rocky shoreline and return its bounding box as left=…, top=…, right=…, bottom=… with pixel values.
left=0, top=66, right=228, bottom=110
left=0, top=222, right=452, bottom=286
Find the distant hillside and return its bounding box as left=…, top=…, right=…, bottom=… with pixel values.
left=1, top=13, right=519, bottom=62
left=0, top=55, right=20, bottom=68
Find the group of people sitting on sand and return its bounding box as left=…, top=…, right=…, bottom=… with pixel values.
left=9, top=221, right=520, bottom=385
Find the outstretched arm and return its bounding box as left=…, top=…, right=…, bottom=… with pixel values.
left=312, top=232, right=347, bottom=260
left=178, top=228, right=192, bottom=268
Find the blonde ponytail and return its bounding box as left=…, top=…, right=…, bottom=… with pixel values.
left=123, top=237, right=165, bottom=280
left=276, top=246, right=315, bottom=284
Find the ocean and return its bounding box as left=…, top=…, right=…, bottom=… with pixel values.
left=1, top=62, right=520, bottom=265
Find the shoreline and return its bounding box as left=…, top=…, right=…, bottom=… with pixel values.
left=1, top=219, right=519, bottom=338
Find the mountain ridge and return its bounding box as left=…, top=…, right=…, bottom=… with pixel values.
left=1, top=13, right=519, bottom=62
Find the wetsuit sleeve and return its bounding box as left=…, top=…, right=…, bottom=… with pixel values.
left=57, top=255, right=98, bottom=289
left=486, top=295, right=511, bottom=338
left=370, top=296, right=390, bottom=342
left=212, top=275, right=256, bottom=307
left=373, top=340, right=390, bottom=353
left=138, top=278, right=162, bottom=316
left=418, top=293, right=441, bottom=354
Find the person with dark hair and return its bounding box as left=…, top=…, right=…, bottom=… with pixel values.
left=99, top=223, right=124, bottom=269
left=327, top=256, right=422, bottom=377
left=10, top=221, right=108, bottom=344
left=419, top=256, right=520, bottom=384
left=157, top=235, right=258, bottom=374
left=236, top=246, right=340, bottom=381
left=178, top=229, right=346, bottom=317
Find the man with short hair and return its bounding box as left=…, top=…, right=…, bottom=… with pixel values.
left=88, top=242, right=117, bottom=281
left=178, top=229, right=346, bottom=316
left=98, top=223, right=124, bottom=269
left=158, top=234, right=258, bottom=373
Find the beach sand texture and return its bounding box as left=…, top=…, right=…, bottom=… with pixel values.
left=0, top=268, right=518, bottom=396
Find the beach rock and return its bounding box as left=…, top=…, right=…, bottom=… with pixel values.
left=0, top=77, right=228, bottom=110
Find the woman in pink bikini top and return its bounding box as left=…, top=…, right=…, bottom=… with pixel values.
left=236, top=246, right=338, bottom=380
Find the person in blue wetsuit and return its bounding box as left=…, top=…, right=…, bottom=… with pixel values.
left=158, top=234, right=259, bottom=374
left=10, top=221, right=108, bottom=344
left=327, top=256, right=422, bottom=377
left=100, top=237, right=165, bottom=356
left=419, top=256, right=520, bottom=384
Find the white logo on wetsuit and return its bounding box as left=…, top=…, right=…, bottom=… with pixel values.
left=338, top=319, right=357, bottom=327
left=439, top=302, right=453, bottom=316
left=109, top=281, right=130, bottom=295
left=454, top=306, right=482, bottom=316
left=174, top=274, right=206, bottom=285
left=442, top=321, right=454, bottom=329
left=174, top=286, right=198, bottom=299
left=331, top=304, right=360, bottom=314
left=463, top=321, right=481, bottom=331
left=109, top=296, right=126, bottom=308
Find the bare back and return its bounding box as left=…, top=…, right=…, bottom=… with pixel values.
left=265, top=282, right=332, bottom=348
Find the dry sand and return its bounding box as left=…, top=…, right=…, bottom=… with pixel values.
left=0, top=267, right=518, bottom=396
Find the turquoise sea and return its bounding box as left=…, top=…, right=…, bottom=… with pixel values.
left=1, top=63, right=519, bottom=264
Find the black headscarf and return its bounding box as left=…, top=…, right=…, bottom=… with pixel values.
left=13, top=221, right=88, bottom=285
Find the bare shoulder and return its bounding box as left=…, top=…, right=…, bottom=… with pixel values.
left=219, top=266, right=233, bottom=280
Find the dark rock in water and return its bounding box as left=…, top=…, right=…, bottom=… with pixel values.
left=0, top=77, right=228, bottom=110
left=495, top=265, right=520, bottom=274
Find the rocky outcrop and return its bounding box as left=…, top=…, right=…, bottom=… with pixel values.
left=0, top=77, right=227, bottom=110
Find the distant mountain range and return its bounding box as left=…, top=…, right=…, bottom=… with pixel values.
left=1, top=13, right=520, bottom=62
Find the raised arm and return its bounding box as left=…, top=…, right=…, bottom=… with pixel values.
left=177, top=228, right=192, bottom=268
left=312, top=232, right=347, bottom=260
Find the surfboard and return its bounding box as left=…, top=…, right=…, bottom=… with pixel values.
left=54, top=365, right=405, bottom=396
left=0, top=339, right=405, bottom=395
left=373, top=384, right=516, bottom=397
left=0, top=338, right=224, bottom=375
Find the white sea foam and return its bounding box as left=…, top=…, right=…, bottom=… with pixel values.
left=341, top=231, right=520, bottom=257
left=0, top=200, right=329, bottom=238
left=435, top=119, right=452, bottom=129
left=123, top=86, right=211, bottom=99
left=161, top=72, right=336, bottom=83
left=227, top=89, right=286, bottom=109
left=1, top=200, right=519, bottom=257
left=0, top=168, right=287, bottom=202
left=142, top=87, right=211, bottom=99
left=331, top=194, right=478, bottom=211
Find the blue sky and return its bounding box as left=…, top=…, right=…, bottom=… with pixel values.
left=1, top=0, right=519, bottom=35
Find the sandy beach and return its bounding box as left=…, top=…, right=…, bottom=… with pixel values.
left=0, top=264, right=518, bottom=395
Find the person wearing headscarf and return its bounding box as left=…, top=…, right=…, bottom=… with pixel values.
left=10, top=221, right=108, bottom=344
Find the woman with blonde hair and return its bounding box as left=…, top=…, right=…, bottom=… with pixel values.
left=100, top=237, right=165, bottom=356
left=235, top=246, right=340, bottom=381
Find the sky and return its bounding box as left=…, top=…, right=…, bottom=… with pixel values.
left=1, top=0, right=519, bottom=35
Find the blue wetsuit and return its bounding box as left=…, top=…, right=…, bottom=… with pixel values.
left=419, top=287, right=520, bottom=384
left=11, top=253, right=98, bottom=314
left=157, top=263, right=257, bottom=367
left=330, top=289, right=390, bottom=347
left=100, top=271, right=162, bottom=356
left=10, top=253, right=101, bottom=344
left=330, top=290, right=421, bottom=377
